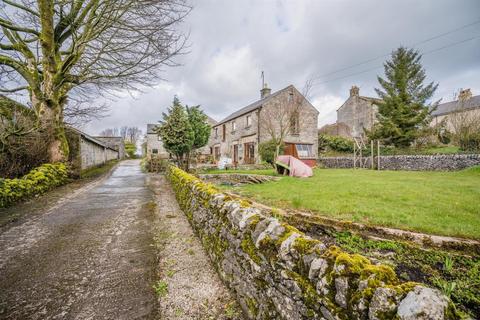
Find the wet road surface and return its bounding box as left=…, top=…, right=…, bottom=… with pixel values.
left=0, top=160, right=159, bottom=319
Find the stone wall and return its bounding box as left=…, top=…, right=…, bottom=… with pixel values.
left=167, top=166, right=456, bottom=319
left=318, top=154, right=480, bottom=171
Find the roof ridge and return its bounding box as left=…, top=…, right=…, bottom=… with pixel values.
left=215, top=85, right=295, bottom=126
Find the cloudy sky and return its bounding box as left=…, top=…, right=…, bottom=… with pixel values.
left=84, top=0, right=480, bottom=136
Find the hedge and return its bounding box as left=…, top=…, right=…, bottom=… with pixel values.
left=0, top=163, right=69, bottom=208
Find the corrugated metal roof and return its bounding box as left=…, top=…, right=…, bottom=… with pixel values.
left=67, top=126, right=118, bottom=151
left=431, top=95, right=480, bottom=116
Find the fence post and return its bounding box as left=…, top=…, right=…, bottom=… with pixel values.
left=377, top=140, right=380, bottom=170
left=371, top=140, right=374, bottom=170
left=353, top=142, right=356, bottom=169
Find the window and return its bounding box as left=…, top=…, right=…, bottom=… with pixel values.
left=290, top=111, right=300, bottom=134
left=295, top=144, right=313, bottom=158
left=288, top=92, right=294, bottom=102
left=214, top=127, right=218, bottom=138
left=246, top=115, right=252, bottom=127
left=222, top=124, right=226, bottom=142
left=152, top=148, right=158, bottom=154
left=232, top=121, right=236, bottom=132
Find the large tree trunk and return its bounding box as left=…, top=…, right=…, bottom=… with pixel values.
left=36, top=98, right=69, bottom=163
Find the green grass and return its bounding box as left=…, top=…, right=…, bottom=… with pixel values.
left=224, top=167, right=480, bottom=239
left=80, top=160, right=119, bottom=179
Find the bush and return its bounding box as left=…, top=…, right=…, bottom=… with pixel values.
left=0, top=163, right=69, bottom=208
left=459, top=132, right=480, bottom=152
left=0, top=97, right=53, bottom=178
left=259, top=140, right=284, bottom=166
left=318, top=134, right=354, bottom=153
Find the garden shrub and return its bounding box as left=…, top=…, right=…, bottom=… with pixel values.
left=259, top=140, right=284, bottom=166
left=0, top=163, right=69, bottom=208
left=318, top=134, right=354, bottom=153
left=459, top=132, right=480, bottom=152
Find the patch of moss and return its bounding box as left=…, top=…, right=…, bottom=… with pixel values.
left=245, top=297, right=259, bottom=317
left=241, top=234, right=262, bottom=264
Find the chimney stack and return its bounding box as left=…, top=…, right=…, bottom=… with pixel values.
left=260, top=83, right=271, bottom=99
left=458, top=88, right=472, bottom=101
left=350, top=85, right=360, bottom=97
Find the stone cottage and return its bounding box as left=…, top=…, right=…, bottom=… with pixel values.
left=145, top=124, right=169, bottom=159
left=209, top=84, right=319, bottom=167
left=431, top=88, right=480, bottom=132
left=334, top=86, right=380, bottom=137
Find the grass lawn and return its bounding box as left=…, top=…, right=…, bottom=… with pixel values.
left=222, top=167, right=480, bottom=239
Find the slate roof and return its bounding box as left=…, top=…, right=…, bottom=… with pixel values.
left=214, top=85, right=296, bottom=127
left=147, top=123, right=159, bottom=134
left=431, top=95, right=480, bottom=116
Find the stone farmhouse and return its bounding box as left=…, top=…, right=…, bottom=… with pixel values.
left=146, top=116, right=217, bottom=160
left=209, top=84, right=319, bottom=167
left=321, top=86, right=480, bottom=138
left=319, top=86, right=380, bottom=138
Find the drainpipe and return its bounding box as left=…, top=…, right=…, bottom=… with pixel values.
left=256, top=108, right=261, bottom=163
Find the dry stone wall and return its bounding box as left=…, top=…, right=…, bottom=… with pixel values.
left=318, top=154, right=480, bottom=171
left=166, top=166, right=457, bottom=320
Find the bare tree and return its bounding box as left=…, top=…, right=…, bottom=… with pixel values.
left=448, top=89, right=480, bottom=149
left=126, top=126, right=141, bottom=144
left=98, top=127, right=119, bottom=137
left=259, top=81, right=313, bottom=163
left=0, top=0, right=190, bottom=162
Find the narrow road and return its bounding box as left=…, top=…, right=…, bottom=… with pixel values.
left=0, top=160, right=238, bottom=320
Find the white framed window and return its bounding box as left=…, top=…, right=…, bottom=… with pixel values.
left=232, top=121, right=236, bottom=131
left=246, top=115, right=252, bottom=127
left=295, top=144, right=313, bottom=158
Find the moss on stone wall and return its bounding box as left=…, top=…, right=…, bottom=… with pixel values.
left=166, top=165, right=458, bottom=319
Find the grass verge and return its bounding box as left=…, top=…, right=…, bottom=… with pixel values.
left=218, top=167, right=480, bottom=239
left=80, top=160, right=119, bottom=179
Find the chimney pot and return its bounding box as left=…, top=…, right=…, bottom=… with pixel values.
left=458, top=88, right=472, bottom=101
left=260, top=83, right=271, bottom=99
left=350, top=85, right=359, bottom=97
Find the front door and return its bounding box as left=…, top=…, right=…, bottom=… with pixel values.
left=284, top=143, right=298, bottom=158
left=233, top=145, right=239, bottom=163
left=244, top=142, right=255, bottom=164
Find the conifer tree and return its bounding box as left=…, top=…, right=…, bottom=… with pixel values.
left=370, top=47, right=438, bottom=147
left=186, top=106, right=211, bottom=151
left=157, top=97, right=194, bottom=169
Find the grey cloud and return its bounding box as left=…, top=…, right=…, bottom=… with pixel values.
left=84, top=0, right=480, bottom=134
